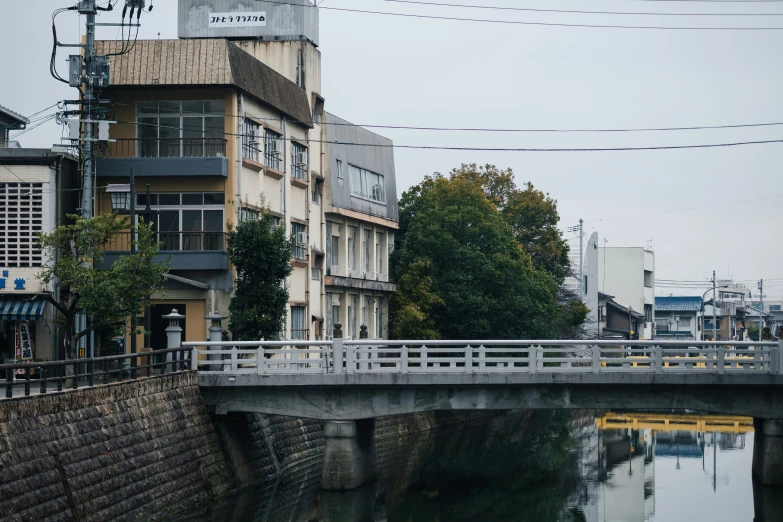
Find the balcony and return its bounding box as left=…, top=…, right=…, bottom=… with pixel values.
left=100, top=231, right=228, bottom=271
left=96, top=138, right=229, bottom=178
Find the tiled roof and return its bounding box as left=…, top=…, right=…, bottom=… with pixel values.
left=655, top=296, right=703, bottom=312
left=95, top=39, right=313, bottom=128
left=0, top=104, right=28, bottom=126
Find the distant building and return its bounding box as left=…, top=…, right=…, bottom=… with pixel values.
left=0, top=105, right=27, bottom=148
left=0, top=148, right=79, bottom=362
left=598, top=292, right=645, bottom=340
left=654, top=296, right=702, bottom=340
left=598, top=247, right=655, bottom=339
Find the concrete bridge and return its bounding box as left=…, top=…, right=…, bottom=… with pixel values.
left=184, top=331, right=783, bottom=489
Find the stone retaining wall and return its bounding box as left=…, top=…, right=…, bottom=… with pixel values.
left=0, top=373, right=234, bottom=522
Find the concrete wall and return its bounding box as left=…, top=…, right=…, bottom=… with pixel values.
left=0, top=373, right=235, bottom=521
left=598, top=247, right=655, bottom=339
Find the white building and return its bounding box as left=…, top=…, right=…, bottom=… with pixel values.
left=597, top=247, right=656, bottom=340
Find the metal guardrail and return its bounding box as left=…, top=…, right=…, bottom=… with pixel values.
left=185, top=339, right=782, bottom=376
left=1, top=347, right=193, bottom=398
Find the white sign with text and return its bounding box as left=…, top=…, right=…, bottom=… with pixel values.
left=209, top=12, right=267, bottom=28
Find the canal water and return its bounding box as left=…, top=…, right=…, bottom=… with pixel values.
left=174, top=411, right=773, bottom=522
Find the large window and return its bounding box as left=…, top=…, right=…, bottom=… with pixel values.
left=291, top=306, right=307, bottom=340
left=139, top=192, right=225, bottom=251
left=136, top=100, right=225, bottom=158
left=291, top=142, right=308, bottom=180
left=292, top=222, right=307, bottom=260
left=242, top=119, right=261, bottom=162
left=348, top=165, right=385, bottom=204
left=331, top=235, right=339, bottom=267
left=655, top=318, right=670, bottom=332
left=264, top=129, right=282, bottom=171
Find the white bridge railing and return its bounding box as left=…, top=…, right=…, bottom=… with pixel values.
left=183, top=339, right=783, bottom=376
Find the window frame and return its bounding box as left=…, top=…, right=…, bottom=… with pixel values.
left=264, top=129, right=282, bottom=171
left=135, top=100, right=225, bottom=158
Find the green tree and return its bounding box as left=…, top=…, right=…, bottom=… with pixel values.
left=392, top=175, right=561, bottom=340
left=451, top=164, right=571, bottom=283
left=37, top=213, right=169, bottom=360
left=227, top=212, right=293, bottom=341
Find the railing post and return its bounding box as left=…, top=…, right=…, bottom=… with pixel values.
left=465, top=345, right=473, bottom=374
left=717, top=346, right=726, bottom=374
left=401, top=345, right=408, bottom=373
left=655, top=346, right=663, bottom=374
left=421, top=344, right=428, bottom=371
left=6, top=369, right=13, bottom=398
left=346, top=341, right=355, bottom=375
left=358, top=325, right=369, bottom=371
left=40, top=367, right=47, bottom=395
left=478, top=345, right=486, bottom=371
left=333, top=323, right=344, bottom=375
left=164, top=309, right=185, bottom=374
left=754, top=349, right=761, bottom=372
left=529, top=346, right=537, bottom=374
left=190, top=346, right=198, bottom=371
left=592, top=345, right=600, bottom=374
left=231, top=347, right=238, bottom=373
left=258, top=346, right=265, bottom=375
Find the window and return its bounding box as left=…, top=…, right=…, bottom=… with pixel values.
left=240, top=208, right=259, bottom=222
left=364, top=229, right=371, bottom=272
left=348, top=164, right=386, bottom=204
left=348, top=226, right=357, bottom=271
left=331, top=235, right=339, bottom=267
left=364, top=296, right=372, bottom=336
left=770, top=305, right=781, bottom=312
left=242, top=119, right=261, bottom=162
left=644, top=270, right=653, bottom=288
left=296, top=49, right=306, bottom=89
left=264, top=129, right=282, bottom=171
left=291, top=306, right=307, bottom=340
left=336, top=160, right=344, bottom=179
left=655, top=318, right=670, bottom=332
left=583, top=276, right=588, bottom=295
left=312, top=265, right=321, bottom=281
left=291, top=142, right=308, bottom=180
left=312, top=178, right=323, bottom=205
left=140, top=192, right=224, bottom=251
left=376, top=233, right=384, bottom=274
left=136, top=100, right=225, bottom=158
left=0, top=183, right=44, bottom=267
left=292, top=222, right=307, bottom=260
left=377, top=298, right=384, bottom=339
left=677, top=317, right=691, bottom=329
left=351, top=295, right=358, bottom=339
left=644, top=304, right=653, bottom=323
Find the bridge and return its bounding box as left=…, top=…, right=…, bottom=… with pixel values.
left=184, top=333, right=783, bottom=489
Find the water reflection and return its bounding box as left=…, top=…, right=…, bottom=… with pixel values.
left=172, top=411, right=783, bottom=522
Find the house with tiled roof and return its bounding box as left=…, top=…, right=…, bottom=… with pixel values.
left=654, top=296, right=702, bottom=340
left=0, top=105, right=28, bottom=148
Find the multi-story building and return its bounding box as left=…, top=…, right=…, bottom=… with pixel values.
left=94, top=37, right=320, bottom=349
left=0, top=147, right=79, bottom=362
left=597, top=247, right=656, bottom=340
left=322, top=113, right=398, bottom=340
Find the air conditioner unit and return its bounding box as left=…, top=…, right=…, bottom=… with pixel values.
left=296, top=232, right=308, bottom=246
left=295, top=151, right=308, bottom=166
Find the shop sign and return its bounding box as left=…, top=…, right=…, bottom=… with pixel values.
left=18, top=322, right=33, bottom=360
left=0, top=269, right=26, bottom=291
left=208, top=12, right=266, bottom=28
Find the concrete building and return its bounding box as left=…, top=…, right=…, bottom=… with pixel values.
left=598, top=247, right=655, bottom=339
left=0, top=148, right=79, bottom=362
left=654, top=296, right=702, bottom=340
left=322, top=113, right=398, bottom=340
left=94, top=37, right=320, bottom=349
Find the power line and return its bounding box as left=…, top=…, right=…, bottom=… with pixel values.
left=317, top=5, right=783, bottom=30
left=119, top=119, right=783, bottom=152
left=586, top=193, right=783, bottom=222
left=372, top=0, right=783, bottom=16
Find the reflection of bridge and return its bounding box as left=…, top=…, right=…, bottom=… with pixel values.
left=596, top=413, right=755, bottom=434
left=184, top=335, right=783, bottom=489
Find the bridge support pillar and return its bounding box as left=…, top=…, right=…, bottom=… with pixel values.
left=321, top=419, right=377, bottom=491
left=753, top=419, right=783, bottom=486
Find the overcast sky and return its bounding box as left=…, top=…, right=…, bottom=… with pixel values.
left=2, top=0, right=782, bottom=298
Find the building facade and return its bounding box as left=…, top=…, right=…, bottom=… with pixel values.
left=654, top=296, right=702, bottom=340
left=597, top=247, right=656, bottom=340
left=0, top=148, right=79, bottom=362
left=322, top=113, right=398, bottom=340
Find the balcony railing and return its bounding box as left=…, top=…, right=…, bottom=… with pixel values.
left=104, top=231, right=226, bottom=252
left=108, top=138, right=227, bottom=159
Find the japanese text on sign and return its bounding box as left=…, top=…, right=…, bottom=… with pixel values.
left=209, top=12, right=266, bottom=28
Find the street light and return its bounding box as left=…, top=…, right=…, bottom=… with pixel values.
left=106, top=184, right=131, bottom=213
left=700, top=286, right=729, bottom=341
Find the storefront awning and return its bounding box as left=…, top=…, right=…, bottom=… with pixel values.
left=0, top=297, right=46, bottom=321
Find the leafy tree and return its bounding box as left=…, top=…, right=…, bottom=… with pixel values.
left=37, top=213, right=169, bottom=360
left=391, top=174, right=561, bottom=340
left=227, top=212, right=292, bottom=341
left=451, top=164, right=571, bottom=283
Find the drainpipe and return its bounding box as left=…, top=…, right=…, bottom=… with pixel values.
left=304, top=126, right=310, bottom=339
left=236, top=93, right=245, bottom=221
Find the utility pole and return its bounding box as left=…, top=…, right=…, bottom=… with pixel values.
left=712, top=270, right=717, bottom=342
left=759, top=279, right=764, bottom=342
left=578, top=219, right=584, bottom=295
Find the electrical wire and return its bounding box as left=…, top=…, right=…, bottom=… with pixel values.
left=586, top=194, right=783, bottom=222
left=316, top=5, right=783, bottom=30
left=370, top=0, right=783, bottom=16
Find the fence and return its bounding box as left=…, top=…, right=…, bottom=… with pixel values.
left=108, top=138, right=227, bottom=159
left=1, top=347, right=193, bottom=398
left=103, top=231, right=227, bottom=252
left=186, top=339, right=782, bottom=376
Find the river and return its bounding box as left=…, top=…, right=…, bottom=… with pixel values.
left=173, top=410, right=775, bottom=522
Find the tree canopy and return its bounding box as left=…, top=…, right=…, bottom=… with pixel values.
left=37, top=213, right=169, bottom=359
left=227, top=211, right=293, bottom=341
left=392, top=174, right=562, bottom=340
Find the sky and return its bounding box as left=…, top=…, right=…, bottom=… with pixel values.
left=2, top=0, right=783, bottom=299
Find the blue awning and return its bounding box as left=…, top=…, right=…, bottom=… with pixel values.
left=0, top=297, right=46, bottom=321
